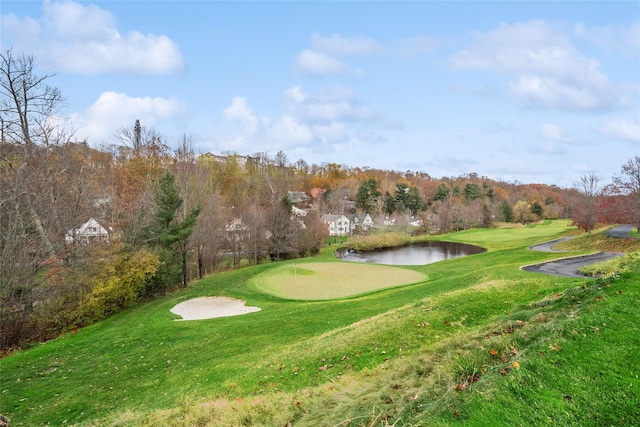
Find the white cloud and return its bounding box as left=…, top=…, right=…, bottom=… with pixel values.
left=294, top=49, right=352, bottom=75
left=511, top=75, right=613, bottom=112
left=394, top=35, right=438, bottom=57
left=539, top=123, right=572, bottom=142
left=449, top=20, right=619, bottom=111
left=310, top=33, right=381, bottom=56
left=294, top=34, right=367, bottom=76
left=535, top=122, right=574, bottom=154
left=220, top=86, right=397, bottom=154
left=599, top=118, right=640, bottom=143
left=1, top=1, right=185, bottom=74
left=272, top=115, right=314, bottom=145
left=283, top=86, right=381, bottom=124
left=574, top=22, right=640, bottom=55
left=71, top=91, right=185, bottom=144
left=223, top=97, right=260, bottom=133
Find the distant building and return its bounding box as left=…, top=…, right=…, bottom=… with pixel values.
left=291, top=206, right=307, bottom=217
left=65, top=218, right=110, bottom=244
left=310, top=188, right=326, bottom=200
left=322, top=214, right=351, bottom=236
left=287, top=191, right=308, bottom=204
left=350, top=213, right=374, bottom=232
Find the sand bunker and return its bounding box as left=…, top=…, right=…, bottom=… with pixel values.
left=170, top=297, right=261, bottom=321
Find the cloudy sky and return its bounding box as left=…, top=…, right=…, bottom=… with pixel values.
left=2, top=1, right=638, bottom=187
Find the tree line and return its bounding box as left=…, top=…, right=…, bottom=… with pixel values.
left=2, top=49, right=638, bottom=352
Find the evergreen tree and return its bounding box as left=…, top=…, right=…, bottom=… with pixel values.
left=393, top=183, right=426, bottom=215
left=531, top=201, right=544, bottom=219
left=464, top=183, right=483, bottom=201
left=355, top=178, right=381, bottom=215
left=498, top=200, right=514, bottom=223
left=434, top=183, right=450, bottom=201
left=383, top=192, right=395, bottom=216
left=147, top=172, right=200, bottom=290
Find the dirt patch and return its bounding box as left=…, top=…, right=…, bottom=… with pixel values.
left=170, top=297, right=261, bottom=321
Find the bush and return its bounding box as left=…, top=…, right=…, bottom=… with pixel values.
left=75, top=248, right=160, bottom=324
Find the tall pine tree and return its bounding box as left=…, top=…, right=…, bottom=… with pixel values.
left=147, top=172, right=200, bottom=290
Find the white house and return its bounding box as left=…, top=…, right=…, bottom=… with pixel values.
left=350, top=213, right=374, bottom=232
left=65, top=218, right=110, bottom=244
left=321, top=214, right=351, bottom=236
left=291, top=206, right=307, bottom=217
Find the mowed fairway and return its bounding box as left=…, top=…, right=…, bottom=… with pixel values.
left=251, top=261, right=427, bottom=300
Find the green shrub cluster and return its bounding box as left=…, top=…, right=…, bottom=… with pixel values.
left=74, top=248, right=161, bottom=324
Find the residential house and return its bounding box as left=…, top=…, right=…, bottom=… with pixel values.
left=65, top=218, right=110, bottom=244
left=339, top=199, right=357, bottom=214
left=310, top=187, right=326, bottom=201
left=350, top=213, right=374, bottom=233
left=225, top=218, right=247, bottom=240
left=287, top=191, right=308, bottom=205
left=291, top=206, right=307, bottom=217
left=321, top=214, right=351, bottom=236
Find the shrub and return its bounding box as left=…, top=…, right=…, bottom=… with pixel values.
left=75, top=248, right=160, bottom=324
left=348, top=232, right=411, bottom=251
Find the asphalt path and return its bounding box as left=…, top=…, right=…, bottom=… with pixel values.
left=522, top=251, right=624, bottom=278
left=605, top=224, right=638, bottom=239
left=528, top=237, right=572, bottom=253
left=522, top=225, right=634, bottom=278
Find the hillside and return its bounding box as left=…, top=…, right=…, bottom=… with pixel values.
left=1, top=220, right=638, bottom=426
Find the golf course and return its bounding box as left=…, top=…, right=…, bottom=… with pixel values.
left=251, top=262, right=427, bottom=300
left=1, top=220, right=639, bottom=426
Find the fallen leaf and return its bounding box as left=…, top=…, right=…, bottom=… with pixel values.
left=490, top=349, right=499, bottom=356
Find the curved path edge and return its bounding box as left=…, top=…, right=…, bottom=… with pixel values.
left=523, top=225, right=634, bottom=278
left=521, top=251, right=625, bottom=278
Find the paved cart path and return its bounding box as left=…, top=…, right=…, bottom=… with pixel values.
left=605, top=224, right=638, bottom=239
left=522, top=225, right=633, bottom=278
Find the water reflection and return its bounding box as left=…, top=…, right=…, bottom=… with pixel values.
left=335, top=241, right=485, bottom=266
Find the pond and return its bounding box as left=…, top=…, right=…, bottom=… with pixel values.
left=335, top=241, right=486, bottom=266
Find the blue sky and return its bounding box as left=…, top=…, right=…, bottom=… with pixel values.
left=2, top=1, right=639, bottom=187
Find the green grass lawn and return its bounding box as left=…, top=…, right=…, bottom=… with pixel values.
left=250, top=261, right=427, bottom=300
left=1, top=220, right=638, bottom=426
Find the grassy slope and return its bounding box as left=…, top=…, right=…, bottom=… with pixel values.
left=0, top=220, right=638, bottom=426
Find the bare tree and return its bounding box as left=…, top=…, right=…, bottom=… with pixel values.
left=613, top=156, right=640, bottom=231
left=573, top=172, right=601, bottom=234
left=0, top=50, right=63, bottom=147
left=0, top=50, right=65, bottom=258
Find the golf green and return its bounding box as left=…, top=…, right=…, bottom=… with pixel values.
left=251, top=261, right=427, bottom=300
